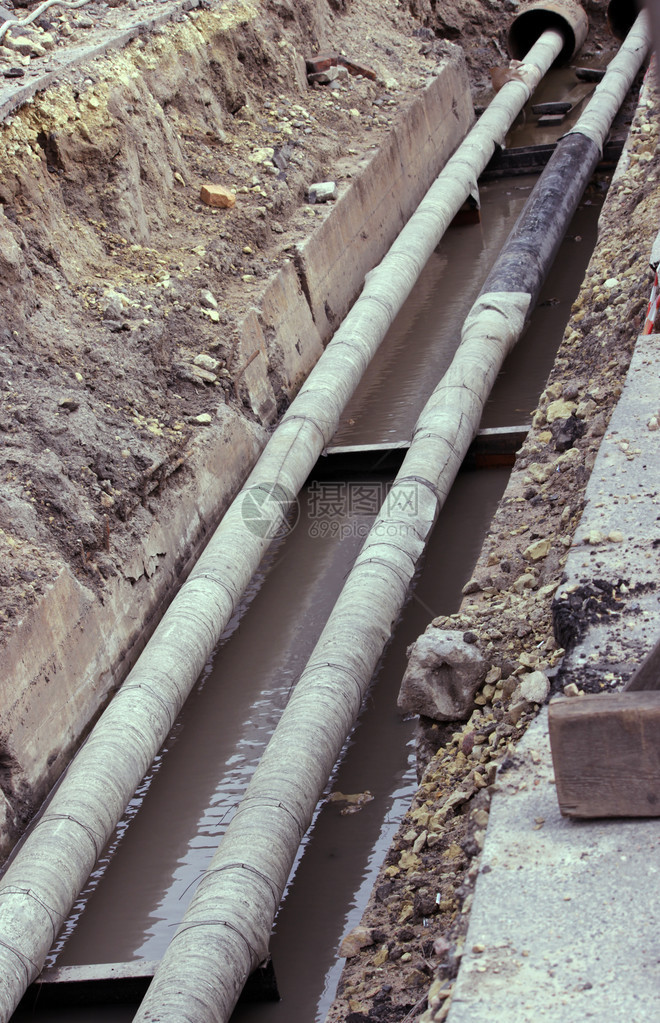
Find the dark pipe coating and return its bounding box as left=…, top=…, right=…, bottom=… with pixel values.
left=479, top=132, right=601, bottom=306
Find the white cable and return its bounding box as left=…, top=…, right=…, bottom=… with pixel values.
left=0, top=0, right=93, bottom=45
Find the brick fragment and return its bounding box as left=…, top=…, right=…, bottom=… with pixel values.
left=200, top=184, right=236, bottom=209
left=306, top=53, right=376, bottom=81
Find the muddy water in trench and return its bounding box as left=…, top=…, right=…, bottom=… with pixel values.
left=13, top=177, right=603, bottom=1022
left=332, top=174, right=603, bottom=446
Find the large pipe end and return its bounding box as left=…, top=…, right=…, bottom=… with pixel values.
left=607, top=0, right=641, bottom=39
left=507, top=0, right=589, bottom=65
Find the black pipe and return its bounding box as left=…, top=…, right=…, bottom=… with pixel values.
left=479, top=131, right=601, bottom=306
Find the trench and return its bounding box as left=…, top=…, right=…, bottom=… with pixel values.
left=12, top=171, right=604, bottom=1023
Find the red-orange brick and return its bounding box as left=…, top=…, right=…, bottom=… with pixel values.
left=200, top=184, right=236, bottom=209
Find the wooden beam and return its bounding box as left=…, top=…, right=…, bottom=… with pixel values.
left=314, top=426, right=529, bottom=479
left=532, top=101, right=572, bottom=115
left=548, top=692, right=660, bottom=818
left=480, top=137, right=624, bottom=179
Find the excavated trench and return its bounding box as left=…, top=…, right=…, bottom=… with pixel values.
left=10, top=171, right=606, bottom=1023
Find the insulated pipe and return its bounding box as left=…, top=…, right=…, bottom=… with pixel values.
left=132, top=14, right=650, bottom=1023
left=607, top=0, right=641, bottom=40
left=0, top=29, right=566, bottom=1023
left=508, top=0, right=589, bottom=64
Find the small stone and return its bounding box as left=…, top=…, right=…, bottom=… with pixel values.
left=412, top=830, right=427, bottom=854
left=101, top=289, right=128, bottom=319
left=194, top=353, right=221, bottom=373
left=200, top=184, right=236, bottom=209
left=199, top=289, right=218, bottom=309
left=4, top=34, right=45, bottom=57
left=203, top=309, right=220, bottom=323
left=546, top=398, right=577, bottom=423
left=517, top=670, right=550, bottom=704
left=506, top=700, right=528, bottom=725
left=523, top=538, right=551, bottom=562
left=513, top=572, right=536, bottom=593
left=563, top=682, right=580, bottom=697
left=526, top=462, right=553, bottom=485
left=339, top=926, right=376, bottom=957
left=308, top=181, right=337, bottom=203
left=191, top=367, right=217, bottom=383
left=58, top=397, right=79, bottom=412
left=193, top=413, right=213, bottom=425
left=248, top=146, right=275, bottom=165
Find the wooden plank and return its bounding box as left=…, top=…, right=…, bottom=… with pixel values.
left=548, top=692, right=660, bottom=818
left=624, top=635, right=660, bottom=692
left=19, top=956, right=279, bottom=1009
left=531, top=101, right=572, bottom=115
left=537, top=113, right=567, bottom=127
left=480, top=138, right=624, bottom=179
left=574, top=66, right=606, bottom=82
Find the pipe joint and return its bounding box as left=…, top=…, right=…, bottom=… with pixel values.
left=508, top=0, right=589, bottom=65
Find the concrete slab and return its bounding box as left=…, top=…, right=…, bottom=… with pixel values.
left=556, top=331, right=660, bottom=683
left=448, top=709, right=660, bottom=1023
left=448, top=332, right=660, bottom=1023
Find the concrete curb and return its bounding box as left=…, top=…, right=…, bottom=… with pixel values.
left=447, top=707, right=660, bottom=1022
left=447, top=332, right=660, bottom=1023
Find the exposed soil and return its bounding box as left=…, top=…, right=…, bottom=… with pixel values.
left=1, top=0, right=657, bottom=1020
left=0, top=0, right=514, bottom=637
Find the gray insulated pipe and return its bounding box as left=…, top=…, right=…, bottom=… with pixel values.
left=131, top=13, right=651, bottom=1023
left=0, top=20, right=570, bottom=1023
left=508, top=0, right=589, bottom=64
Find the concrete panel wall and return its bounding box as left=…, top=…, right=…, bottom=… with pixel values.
left=2, top=409, right=266, bottom=830
left=296, top=51, right=473, bottom=340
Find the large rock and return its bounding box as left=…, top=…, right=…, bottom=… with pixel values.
left=398, top=629, right=488, bottom=721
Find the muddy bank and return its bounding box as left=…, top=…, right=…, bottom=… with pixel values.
left=324, top=47, right=659, bottom=1023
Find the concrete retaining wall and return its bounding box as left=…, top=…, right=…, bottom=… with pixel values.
left=1, top=51, right=473, bottom=857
